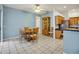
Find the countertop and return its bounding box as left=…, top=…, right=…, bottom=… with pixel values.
left=64, top=28, right=79, bottom=32
left=70, top=25, right=79, bottom=28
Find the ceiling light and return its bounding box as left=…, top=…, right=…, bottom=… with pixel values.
left=37, top=6, right=40, bottom=9
left=33, top=4, right=39, bottom=9
left=33, top=4, right=41, bottom=13
left=35, top=9, right=41, bottom=13
left=64, top=6, right=66, bottom=8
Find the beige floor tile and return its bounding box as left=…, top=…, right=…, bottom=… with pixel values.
left=0, top=35, right=63, bottom=54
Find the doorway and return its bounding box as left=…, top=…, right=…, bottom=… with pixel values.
left=35, top=16, right=41, bottom=33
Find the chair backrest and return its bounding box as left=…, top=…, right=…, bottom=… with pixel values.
left=33, top=27, right=39, bottom=34
left=26, top=28, right=32, bottom=34
left=20, top=28, right=26, bottom=35
left=24, top=27, right=28, bottom=30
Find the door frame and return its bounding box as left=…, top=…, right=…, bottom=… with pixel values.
left=35, top=16, right=41, bottom=33
left=1, top=5, right=3, bottom=42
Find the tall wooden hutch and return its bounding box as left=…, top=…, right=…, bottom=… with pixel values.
left=42, top=17, right=50, bottom=36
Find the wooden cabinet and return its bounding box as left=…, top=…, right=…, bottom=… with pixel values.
left=69, top=18, right=74, bottom=25
left=55, top=15, right=64, bottom=39
left=55, top=15, right=64, bottom=24
left=42, top=17, right=50, bottom=36
left=55, top=30, right=62, bottom=39
left=69, top=17, right=79, bottom=26
left=78, top=18, right=79, bottom=24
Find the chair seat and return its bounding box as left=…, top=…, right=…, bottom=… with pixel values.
left=30, top=34, right=37, bottom=37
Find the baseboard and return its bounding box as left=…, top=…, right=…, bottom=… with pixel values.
left=63, top=52, right=67, bottom=54
left=3, top=36, right=19, bottom=41
left=0, top=42, right=3, bottom=45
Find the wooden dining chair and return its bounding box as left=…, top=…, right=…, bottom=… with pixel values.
left=24, top=27, right=28, bottom=30
left=26, top=28, right=33, bottom=41
left=19, top=27, right=28, bottom=39
left=33, top=27, right=39, bottom=34
left=31, top=27, right=39, bottom=41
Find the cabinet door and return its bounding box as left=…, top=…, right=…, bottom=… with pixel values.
left=70, top=18, right=74, bottom=25
left=69, top=17, right=79, bottom=26
left=75, top=17, right=78, bottom=25
left=56, top=16, right=64, bottom=24
left=56, top=16, right=60, bottom=24
left=55, top=30, right=62, bottom=39
left=78, top=17, right=79, bottom=24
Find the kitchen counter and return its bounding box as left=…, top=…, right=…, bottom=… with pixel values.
left=63, top=28, right=79, bottom=54
left=64, top=28, right=79, bottom=32
left=70, top=25, right=79, bottom=28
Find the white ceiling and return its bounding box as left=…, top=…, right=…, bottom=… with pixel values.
left=4, top=4, right=79, bottom=15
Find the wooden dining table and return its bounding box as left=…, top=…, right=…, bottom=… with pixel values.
left=21, top=28, right=38, bottom=41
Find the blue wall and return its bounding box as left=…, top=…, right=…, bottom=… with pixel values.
left=3, top=6, right=36, bottom=39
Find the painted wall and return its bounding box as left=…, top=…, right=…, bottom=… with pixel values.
left=68, top=9, right=79, bottom=17
left=3, top=6, right=36, bottom=39
left=53, top=10, right=64, bottom=17
left=63, top=30, right=79, bottom=54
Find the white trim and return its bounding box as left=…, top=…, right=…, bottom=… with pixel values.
left=1, top=5, right=3, bottom=42
left=63, top=52, right=67, bottom=54
left=53, top=9, right=55, bottom=39
left=3, top=36, right=19, bottom=40
left=0, top=42, right=3, bottom=45
left=35, top=16, right=41, bottom=33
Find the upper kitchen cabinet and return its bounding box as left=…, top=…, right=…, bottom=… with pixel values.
left=69, top=17, right=79, bottom=26
left=55, top=15, right=64, bottom=25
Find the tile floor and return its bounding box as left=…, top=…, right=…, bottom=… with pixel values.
left=0, top=35, right=63, bottom=54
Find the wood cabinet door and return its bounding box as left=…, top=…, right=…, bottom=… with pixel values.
left=55, top=16, right=64, bottom=24
left=78, top=17, right=79, bottom=24
left=69, top=17, right=79, bottom=26
left=55, top=30, right=62, bottom=39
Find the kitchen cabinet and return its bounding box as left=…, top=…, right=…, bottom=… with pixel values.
left=69, top=17, right=79, bottom=26
left=55, top=15, right=64, bottom=25
left=55, top=30, right=62, bottom=39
